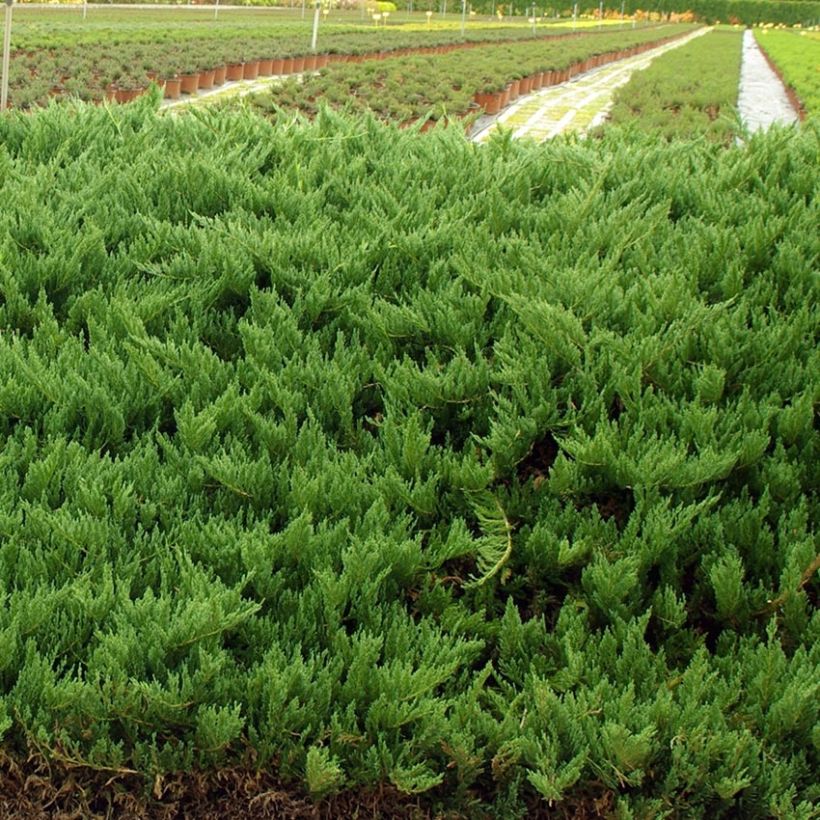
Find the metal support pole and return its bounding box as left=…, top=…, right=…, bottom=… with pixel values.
left=311, top=0, right=320, bottom=50
left=214, top=0, right=220, bottom=21
left=83, top=0, right=87, bottom=20
left=460, top=0, right=466, bottom=36
left=1, top=0, right=12, bottom=112
left=301, top=0, right=306, bottom=20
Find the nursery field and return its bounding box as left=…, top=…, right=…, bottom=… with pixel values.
left=0, top=6, right=660, bottom=108
left=605, top=28, right=743, bottom=142
left=755, top=28, right=820, bottom=114
left=244, top=25, right=693, bottom=126
left=0, top=96, right=817, bottom=817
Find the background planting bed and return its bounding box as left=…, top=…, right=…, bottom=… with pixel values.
left=0, top=99, right=817, bottom=817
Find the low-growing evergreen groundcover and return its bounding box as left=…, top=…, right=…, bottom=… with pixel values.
left=0, top=97, right=817, bottom=817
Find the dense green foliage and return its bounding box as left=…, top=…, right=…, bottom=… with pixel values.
left=246, top=25, right=691, bottom=123
left=605, top=29, right=742, bottom=142
left=756, top=30, right=820, bottom=115
left=615, top=0, right=820, bottom=25
left=0, top=99, right=818, bottom=816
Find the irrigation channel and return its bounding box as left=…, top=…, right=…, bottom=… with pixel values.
left=162, top=26, right=800, bottom=140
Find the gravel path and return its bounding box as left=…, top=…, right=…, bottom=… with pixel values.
left=737, top=29, right=799, bottom=133
left=471, top=27, right=709, bottom=143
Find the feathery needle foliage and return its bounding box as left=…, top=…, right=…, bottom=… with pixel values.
left=0, top=96, right=817, bottom=816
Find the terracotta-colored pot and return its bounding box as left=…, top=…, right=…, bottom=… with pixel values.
left=281, top=57, right=295, bottom=74
left=303, top=54, right=317, bottom=71
left=213, top=65, right=227, bottom=86
left=272, top=58, right=285, bottom=74
left=115, top=87, right=142, bottom=103
left=502, top=86, right=511, bottom=107
left=226, top=63, right=244, bottom=81
left=258, top=58, right=274, bottom=76
left=510, top=79, right=521, bottom=99
left=317, top=54, right=329, bottom=68
left=199, top=69, right=215, bottom=90
left=292, top=56, right=306, bottom=73
left=179, top=72, right=199, bottom=94
left=243, top=60, right=260, bottom=80
left=520, top=77, right=532, bottom=94
left=474, top=91, right=502, bottom=115
left=163, top=77, right=181, bottom=99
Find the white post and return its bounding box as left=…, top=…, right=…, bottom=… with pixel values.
left=460, top=0, right=465, bottom=35
left=572, top=1, right=577, bottom=28
left=598, top=0, right=603, bottom=26
left=301, top=0, right=306, bottom=19
left=214, top=0, right=220, bottom=21
left=1, top=0, right=12, bottom=112
left=311, top=0, right=320, bottom=50
left=83, top=0, right=87, bottom=20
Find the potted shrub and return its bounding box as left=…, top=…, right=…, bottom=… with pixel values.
left=198, top=57, right=218, bottom=90
left=213, top=64, right=228, bottom=85
left=162, top=74, right=182, bottom=99
left=226, top=60, right=245, bottom=82
left=473, top=80, right=504, bottom=115
left=112, top=71, right=145, bottom=103
left=242, top=53, right=260, bottom=80
left=178, top=60, right=200, bottom=94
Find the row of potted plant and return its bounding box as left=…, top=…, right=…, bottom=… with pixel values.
left=98, top=24, right=690, bottom=103
left=5, top=21, right=691, bottom=110
left=155, top=53, right=336, bottom=101
left=243, top=27, right=695, bottom=130
left=471, top=36, right=687, bottom=114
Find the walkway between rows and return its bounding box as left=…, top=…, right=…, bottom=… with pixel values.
left=471, top=27, right=709, bottom=143
left=737, top=29, right=799, bottom=133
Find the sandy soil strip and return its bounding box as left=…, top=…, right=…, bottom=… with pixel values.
left=737, top=29, right=799, bottom=133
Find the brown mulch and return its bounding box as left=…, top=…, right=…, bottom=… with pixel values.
left=0, top=750, right=618, bottom=820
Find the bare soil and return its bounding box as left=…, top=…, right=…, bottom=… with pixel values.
left=0, top=750, right=618, bottom=819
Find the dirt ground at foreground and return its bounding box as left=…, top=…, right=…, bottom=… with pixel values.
left=0, top=752, right=618, bottom=819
